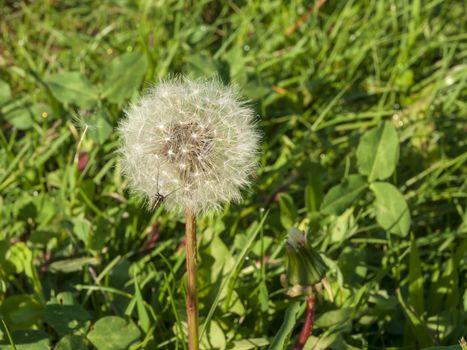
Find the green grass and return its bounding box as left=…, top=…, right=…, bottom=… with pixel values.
left=0, top=0, right=466, bottom=349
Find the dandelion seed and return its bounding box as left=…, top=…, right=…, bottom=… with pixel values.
left=118, top=76, right=260, bottom=214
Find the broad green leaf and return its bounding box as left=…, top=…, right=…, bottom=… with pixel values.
left=0, top=79, right=11, bottom=105
left=86, top=316, right=141, bottom=350
left=251, top=236, right=273, bottom=256
left=4, top=242, right=32, bottom=275
left=175, top=321, right=227, bottom=350
left=357, top=122, right=399, bottom=181
left=268, top=302, right=301, bottom=350
left=45, top=72, right=97, bottom=107
left=329, top=208, right=355, bottom=243
left=200, top=321, right=226, bottom=350
left=370, top=182, right=411, bottom=236
left=101, top=52, right=147, bottom=104
left=208, top=235, right=235, bottom=281
left=86, top=113, right=113, bottom=144
left=201, top=214, right=268, bottom=339
left=0, top=295, right=43, bottom=330
left=314, top=308, right=353, bottom=329
left=4, top=107, right=34, bottom=130
left=44, top=294, right=91, bottom=337
left=321, top=175, right=367, bottom=215
left=72, top=217, right=91, bottom=244
left=207, top=235, right=246, bottom=316
left=231, top=338, right=269, bottom=350
left=421, top=346, right=462, bottom=350
left=187, top=54, right=222, bottom=78
left=278, top=192, right=297, bottom=228
left=3, top=243, right=42, bottom=295
left=48, top=256, right=99, bottom=273
left=32, top=195, right=56, bottom=227
left=31, top=103, right=54, bottom=122
left=54, top=335, right=90, bottom=350
left=0, top=330, right=49, bottom=350
left=304, top=333, right=340, bottom=350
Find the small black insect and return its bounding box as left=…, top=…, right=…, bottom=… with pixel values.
left=151, top=187, right=184, bottom=211
left=151, top=192, right=166, bottom=211
left=151, top=169, right=182, bottom=211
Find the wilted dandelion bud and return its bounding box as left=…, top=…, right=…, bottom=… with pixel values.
left=285, top=228, right=328, bottom=297
left=118, top=77, right=260, bottom=214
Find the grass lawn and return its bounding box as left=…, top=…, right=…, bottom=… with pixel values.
left=0, top=0, right=466, bottom=349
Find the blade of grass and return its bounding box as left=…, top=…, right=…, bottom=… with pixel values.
left=1, top=320, right=17, bottom=350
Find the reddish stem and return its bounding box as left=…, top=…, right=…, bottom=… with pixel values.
left=294, top=295, right=315, bottom=350
left=185, top=209, right=199, bottom=350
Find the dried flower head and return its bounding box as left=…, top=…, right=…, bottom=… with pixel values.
left=118, top=77, right=260, bottom=214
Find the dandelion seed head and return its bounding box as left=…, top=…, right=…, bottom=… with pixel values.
left=118, top=76, right=260, bottom=214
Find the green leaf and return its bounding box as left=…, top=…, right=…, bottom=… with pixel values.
left=133, top=278, right=150, bottom=333
left=0, top=330, right=49, bottom=350
left=396, top=289, right=433, bottom=347
left=314, top=308, right=353, bottom=329
left=48, top=256, right=99, bottom=273
left=187, top=54, right=223, bottom=78
left=357, top=122, right=399, bottom=181
left=370, top=182, right=411, bottom=236
left=278, top=193, right=298, bottom=228
left=85, top=113, right=113, bottom=144
left=268, top=302, right=301, bottom=350
left=4, top=107, right=34, bottom=130
left=45, top=72, right=97, bottom=107
left=304, top=162, right=324, bottom=213
left=321, top=175, right=367, bottom=215
left=201, top=214, right=268, bottom=339
left=0, top=295, right=43, bottom=330
left=305, top=181, right=323, bottom=213
left=86, top=316, right=141, bottom=350
left=101, top=52, right=147, bottom=104
left=303, top=333, right=340, bottom=350
left=3, top=242, right=32, bottom=275
left=72, top=217, right=92, bottom=244
left=231, top=338, right=269, bottom=350
left=329, top=208, right=355, bottom=243
left=44, top=293, right=91, bottom=337
left=54, top=335, right=90, bottom=350
left=200, top=321, right=226, bottom=350
left=206, top=235, right=246, bottom=316
left=0, top=79, right=11, bottom=105
left=409, top=236, right=424, bottom=315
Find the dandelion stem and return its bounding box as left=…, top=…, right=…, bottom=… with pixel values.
left=185, top=209, right=199, bottom=350
left=293, top=295, right=315, bottom=350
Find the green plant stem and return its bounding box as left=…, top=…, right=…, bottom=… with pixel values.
left=185, top=209, right=199, bottom=350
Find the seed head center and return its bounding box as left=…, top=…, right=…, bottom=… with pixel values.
left=162, top=122, right=213, bottom=180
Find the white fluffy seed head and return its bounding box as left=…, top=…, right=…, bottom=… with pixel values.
left=118, top=77, right=260, bottom=215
